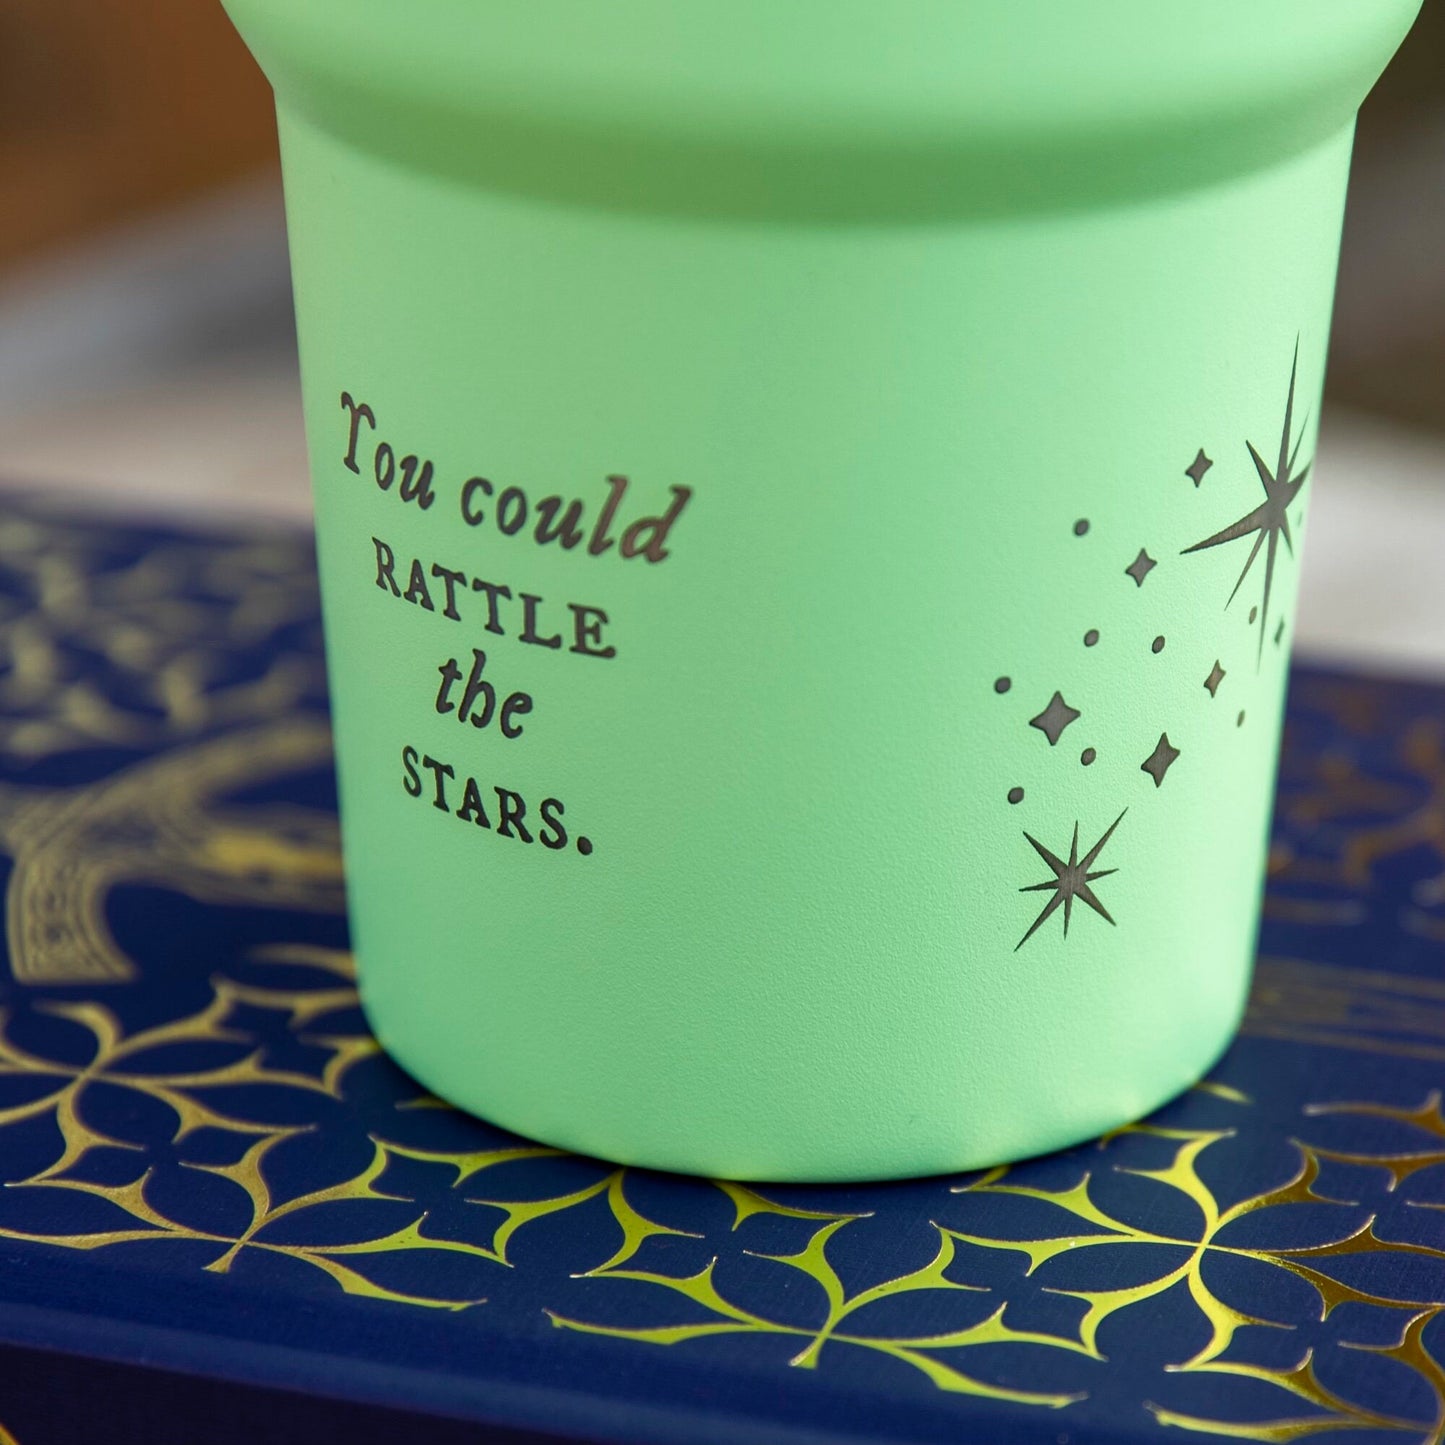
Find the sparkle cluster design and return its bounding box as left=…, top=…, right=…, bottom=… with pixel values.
left=994, top=347, right=1313, bottom=950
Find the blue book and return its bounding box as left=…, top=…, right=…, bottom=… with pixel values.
left=0, top=498, right=1442, bottom=1444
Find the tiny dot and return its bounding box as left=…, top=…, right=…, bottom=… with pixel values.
left=1249, top=606, right=1258, bottom=623
left=1237, top=711, right=1246, bottom=728
left=1081, top=747, right=1096, bottom=766
left=994, top=676, right=1011, bottom=694
left=1084, top=629, right=1099, bottom=647
left=1151, top=635, right=1165, bottom=654
left=1073, top=519, right=1090, bottom=537
left=577, top=836, right=594, bottom=856
left=1007, top=786, right=1024, bottom=805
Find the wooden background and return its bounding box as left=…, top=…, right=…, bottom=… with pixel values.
left=0, top=0, right=277, bottom=272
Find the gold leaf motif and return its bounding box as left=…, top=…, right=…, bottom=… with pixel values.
left=714, top=1181, right=869, bottom=1229
left=553, top=1217, right=1085, bottom=1408
left=249, top=944, right=357, bottom=980
left=0, top=722, right=342, bottom=985
left=946, top=1123, right=1445, bottom=1388
left=1147, top=1351, right=1416, bottom=1440
left=1307, top=1092, right=1445, bottom=1140
left=0, top=525, right=324, bottom=760
left=1338, top=1308, right=1445, bottom=1442
left=1245, top=959, right=1445, bottom=1063
left=457, top=1161, right=696, bottom=1273
left=1269, top=716, right=1445, bottom=926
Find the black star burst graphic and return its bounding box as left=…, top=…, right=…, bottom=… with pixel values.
left=1016, top=810, right=1126, bottom=951
left=1182, top=343, right=1312, bottom=664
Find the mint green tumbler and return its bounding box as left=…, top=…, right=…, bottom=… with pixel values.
left=221, top=0, right=1420, bottom=1181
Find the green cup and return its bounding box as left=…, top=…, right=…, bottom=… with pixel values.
left=222, top=0, right=1420, bottom=1181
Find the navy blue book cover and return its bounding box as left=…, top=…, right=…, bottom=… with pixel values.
left=0, top=497, right=1443, bottom=1444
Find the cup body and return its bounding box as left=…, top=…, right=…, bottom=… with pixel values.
left=224, top=0, right=1420, bottom=1180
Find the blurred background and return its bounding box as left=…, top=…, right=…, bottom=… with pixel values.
left=0, top=1, right=1441, bottom=672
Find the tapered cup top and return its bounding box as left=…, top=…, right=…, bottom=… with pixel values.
left=223, top=0, right=1421, bottom=217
